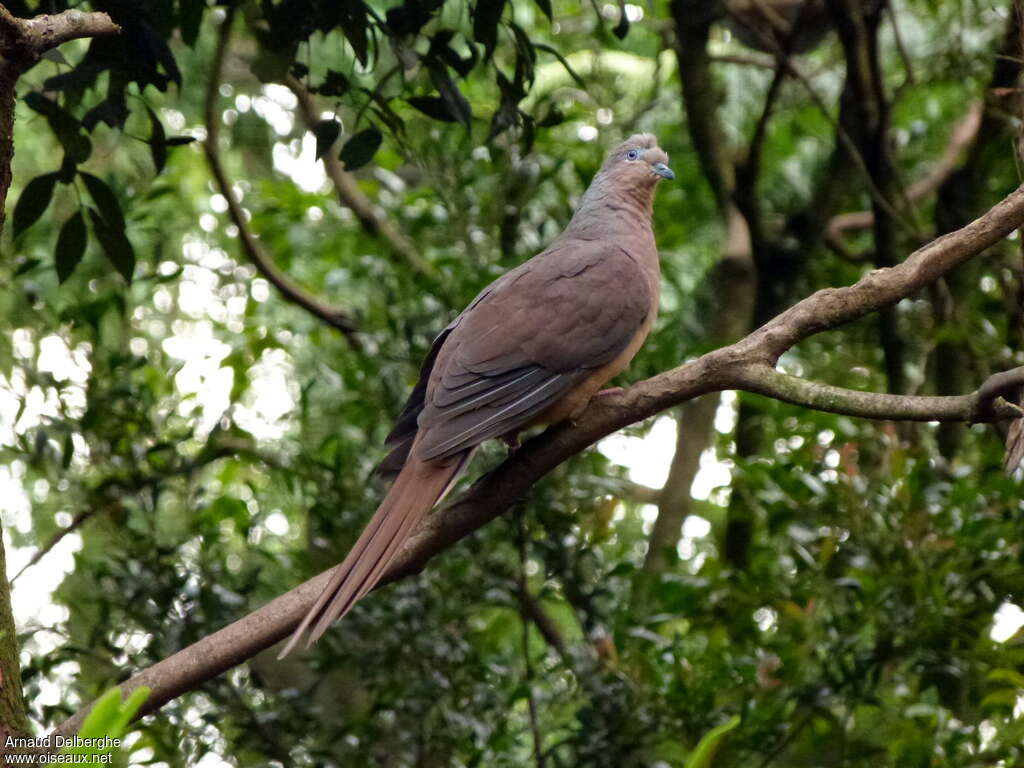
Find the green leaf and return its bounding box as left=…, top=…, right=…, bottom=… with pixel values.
left=23, top=92, right=79, bottom=138
left=427, top=62, right=472, bottom=130
left=612, top=0, right=630, bottom=39
left=41, top=48, right=70, bottom=65
left=319, top=69, right=352, bottom=97
left=385, top=1, right=432, bottom=36
left=88, top=207, right=135, bottom=282
left=537, top=105, right=565, bottom=127
left=145, top=105, right=168, bottom=173
left=431, top=29, right=476, bottom=77
left=981, top=688, right=1019, bottom=712
left=63, top=135, right=93, bottom=165
left=987, top=668, right=1024, bottom=688
left=68, top=686, right=150, bottom=757
left=339, top=127, right=383, bottom=171
left=251, top=51, right=291, bottom=83
left=24, top=92, right=91, bottom=163
left=488, top=72, right=521, bottom=139
left=312, top=118, right=341, bottom=160
left=407, top=96, right=459, bottom=122
left=12, top=172, right=59, bottom=238
left=204, top=496, right=249, bottom=528
left=74, top=690, right=121, bottom=743
left=473, top=0, right=506, bottom=60
left=55, top=210, right=87, bottom=284
left=340, top=3, right=370, bottom=65
left=508, top=21, right=536, bottom=87
left=534, top=42, right=586, bottom=87
left=179, top=0, right=205, bottom=46
left=13, top=257, right=41, bottom=276
left=79, top=172, right=125, bottom=231
left=684, top=715, right=740, bottom=768
left=62, top=432, right=74, bottom=469
left=58, top=156, right=78, bottom=184
left=368, top=97, right=406, bottom=136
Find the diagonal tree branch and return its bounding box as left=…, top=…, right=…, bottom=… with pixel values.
left=0, top=5, right=119, bottom=66
left=54, top=181, right=1024, bottom=738
left=202, top=9, right=361, bottom=347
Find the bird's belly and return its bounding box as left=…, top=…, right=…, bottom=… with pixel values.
left=530, top=308, right=655, bottom=427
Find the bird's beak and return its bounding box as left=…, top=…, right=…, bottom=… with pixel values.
left=652, top=162, right=675, bottom=180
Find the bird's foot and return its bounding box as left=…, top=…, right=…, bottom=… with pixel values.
left=501, top=433, right=522, bottom=453
left=595, top=386, right=625, bottom=398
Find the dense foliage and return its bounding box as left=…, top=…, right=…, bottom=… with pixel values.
left=3, top=0, right=1024, bottom=765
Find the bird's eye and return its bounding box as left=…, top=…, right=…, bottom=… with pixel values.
left=625, top=149, right=639, bottom=161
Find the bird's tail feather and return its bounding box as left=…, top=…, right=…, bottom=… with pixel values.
left=278, top=453, right=467, bottom=658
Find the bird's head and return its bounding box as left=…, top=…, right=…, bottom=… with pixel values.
left=602, top=134, right=674, bottom=188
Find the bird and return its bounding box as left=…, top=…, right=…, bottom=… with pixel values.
left=280, top=133, right=674, bottom=657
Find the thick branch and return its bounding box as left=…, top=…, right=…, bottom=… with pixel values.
left=202, top=11, right=360, bottom=346
left=0, top=6, right=119, bottom=67
left=55, top=181, right=1024, bottom=737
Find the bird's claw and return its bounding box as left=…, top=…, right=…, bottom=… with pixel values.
left=502, top=433, right=522, bottom=453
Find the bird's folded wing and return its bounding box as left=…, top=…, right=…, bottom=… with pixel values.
left=414, top=241, right=654, bottom=461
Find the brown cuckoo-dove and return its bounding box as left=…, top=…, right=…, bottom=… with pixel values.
left=281, top=134, right=673, bottom=655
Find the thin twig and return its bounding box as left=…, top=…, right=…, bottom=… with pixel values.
left=10, top=509, right=93, bottom=583
left=202, top=9, right=361, bottom=347
left=739, top=58, right=788, bottom=192
left=828, top=100, right=983, bottom=239
left=885, top=0, right=915, bottom=89
left=778, top=55, right=919, bottom=237
left=282, top=74, right=434, bottom=280
left=732, top=364, right=1024, bottom=423
left=519, top=588, right=569, bottom=656
left=709, top=52, right=776, bottom=69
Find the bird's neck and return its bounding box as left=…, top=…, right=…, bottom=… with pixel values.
left=563, top=179, right=655, bottom=242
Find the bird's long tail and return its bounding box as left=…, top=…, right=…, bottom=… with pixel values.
left=279, top=453, right=468, bottom=657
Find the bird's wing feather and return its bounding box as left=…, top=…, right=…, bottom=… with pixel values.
left=415, top=241, right=653, bottom=461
